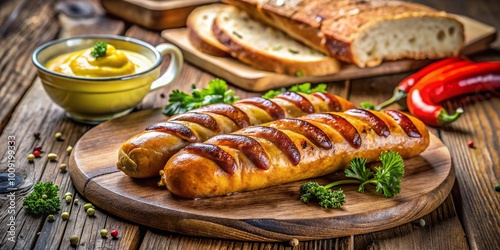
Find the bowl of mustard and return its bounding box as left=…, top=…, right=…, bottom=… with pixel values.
left=32, top=35, right=183, bottom=124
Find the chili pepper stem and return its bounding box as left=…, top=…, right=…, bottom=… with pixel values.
left=438, top=108, right=464, bottom=126
left=374, top=89, right=408, bottom=111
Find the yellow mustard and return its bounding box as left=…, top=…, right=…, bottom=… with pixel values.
left=46, top=44, right=151, bottom=77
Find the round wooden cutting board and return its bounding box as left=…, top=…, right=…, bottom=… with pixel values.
left=69, top=109, right=454, bottom=242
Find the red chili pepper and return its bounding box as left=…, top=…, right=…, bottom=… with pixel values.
left=407, top=61, right=500, bottom=127
left=373, top=57, right=471, bottom=110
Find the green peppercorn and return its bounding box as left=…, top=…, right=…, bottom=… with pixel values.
left=100, top=229, right=108, bottom=237
left=47, top=214, right=55, bottom=222
left=83, top=203, right=93, bottom=211
left=42, top=194, right=48, bottom=200
left=59, top=164, right=67, bottom=172
left=74, top=199, right=79, bottom=205
left=27, top=154, right=35, bottom=161
left=64, top=192, right=73, bottom=198
left=69, top=235, right=79, bottom=245
left=65, top=196, right=72, bottom=204
left=55, top=132, right=63, bottom=141
left=61, top=212, right=70, bottom=220
left=47, top=153, right=58, bottom=161
left=87, top=207, right=96, bottom=216
left=66, top=146, right=73, bottom=154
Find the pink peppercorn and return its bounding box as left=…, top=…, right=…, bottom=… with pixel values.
left=33, top=150, right=41, bottom=157
left=467, top=141, right=474, bottom=148
left=110, top=229, right=118, bottom=238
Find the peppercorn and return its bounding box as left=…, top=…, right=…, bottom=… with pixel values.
left=34, top=145, right=43, bottom=152
left=42, top=194, right=48, bottom=200
left=100, top=229, right=108, bottom=238
left=83, top=203, right=94, bottom=211
left=27, top=154, right=35, bottom=161
left=289, top=238, right=299, bottom=247
left=65, top=196, right=72, bottom=204
left=64, top=192, right=73, bottom=198
left=47, top=153, right=58, bottom=161
left=69, top=235, right=79, bottom=246
left=47, top=214, right=55, bottom=222
left=110, top=229, right=118, bottom=238
left=467, top=141, right=474, bottom=148
left=55, top=132, right=63, bottom=141
left=66, top=146, right=73, bottom=154
left=87, top=207, right=95, bottom=216
left=74, top=199, right=79, bottom=205
left=59, top=164, right=67, bottom=172
left=34, top=132, right=41, bottom=139
left=61, top=212, right=70, bottom=220
left=33, top=150, right=41, bottom=157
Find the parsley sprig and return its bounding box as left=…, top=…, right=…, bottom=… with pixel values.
left=91, top=41, right=108, bottom=58
left=300, top=151, right=405, bottom=208
left=23, top=181, right=60, bottom=215
left=262, top=82, right=327, bottom=99
left=163, top=78, right=238, bottom=116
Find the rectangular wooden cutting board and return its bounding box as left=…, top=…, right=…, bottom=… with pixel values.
left=161, top=14, right=496, bottom=92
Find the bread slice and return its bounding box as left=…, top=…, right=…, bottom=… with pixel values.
left=187, top=4, right=230, bottom=57
left=224, top=0, right=465, bottom=68
left=212, top=6, right=341, bottom=76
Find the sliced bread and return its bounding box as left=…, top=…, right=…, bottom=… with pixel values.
left=224, top=0, right=465, bottom=68
left=212, top=6, right=341, bottom=76
left=187, top=4, right=230, bottom=57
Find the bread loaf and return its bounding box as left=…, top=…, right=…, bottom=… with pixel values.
left=117, top=92, right=354, bottom=178
left=187, top=4, right=230, bottom=57
left=162, top=109, right=430, bottom=198
left=223, top=0, right=465, bottom=68
left=212, top=5, right=341, bottom=76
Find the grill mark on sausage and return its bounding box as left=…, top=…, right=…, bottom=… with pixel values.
left=235, top=97, right=286, bottom=120
left=145, top=122, right=198, bottom=142
left=270, top=118, right=332, bottom=149
left=384, top=110, right=422, bottom=138
left=344, top=109, right=390, bottom=137
left=169, top=112, right=221, bottom=133
left=241, top=126, right=301, bottom=166
left=209, top=134, right=271, bottom=170
left=275, top=91, right=315, bottom=114
left=305, top=113, right=362, bottom=148
left=311, top=92, right=343, bottom=111
left=196, top=103, right=250, bottom=128
left=184, top=143, right=237, bottom=174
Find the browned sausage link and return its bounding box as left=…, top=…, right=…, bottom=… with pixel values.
left=275, top=91, right=314, bottom=114
left=145, top=122, right=198, bottom=142
left=344, top=109, right=390, bottom=137
left=270, top=118, right=332, bottom=149
left=304, top=113, right=362, bottom=148
left=209, top=134, right=271, bottom=170
left=169, top=112, right=221, bottom=133
left=240, top=126, right=301, bottom=166
left=235, top=97, right=286, bottom=120
left=311, top=92, right=343, bottom=112
left=195, top=103, right=250, bottom=128
left=384, top=110, right=422, bottom=138
left=184, top=143, right=237, bottom=174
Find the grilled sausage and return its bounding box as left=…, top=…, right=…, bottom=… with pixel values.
left=162, top=109, right=430, bottom=198
left=117, top=92, right=354, bottom=178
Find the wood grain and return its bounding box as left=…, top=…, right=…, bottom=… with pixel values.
left=68, top=108, right=455, bottom=242
left=161, top=14, right=496, bottom=91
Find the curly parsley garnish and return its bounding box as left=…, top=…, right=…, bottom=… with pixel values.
left=262, top=82, right=327, bottom=99
left=163, top=78, right=239, bottom=116
left=90, top=41, right=108, bottom=58
left=23, top=181, right=60, bottom=215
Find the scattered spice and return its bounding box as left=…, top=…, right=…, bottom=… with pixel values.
left=100, top=229, right=108, bottom=238
left=65, top=196, right=72, bottom=204
left=42, top=194, right=48, bottom=200
left=59, top=164, right=67, bottom=172
left=66, top=146, right=73, bottom=154
left=83, top=203, right=94, bottom=211
left=86, top=207, right=96, bottom=216
left=110, top=229, right=119, bottom=239
left=61, top=212, right=70, bottom=220
left=47, top=153, right=58, bottom=161
left=289, top=238, right=299, bottom=247
left=47, top=214, right=55, bottom=222
left=69, top=235, right=79, bottom=246
left=74, top=199, right=79, bottom=205
left=34, top=132, right=41, bottom=140
left=495, top=184, right=500, bottom=192
left=55, top=132, right=63, bottom=141
left=27, top=154, right=35, bottom=161
left=33, top=150, right=41, bottom=157
left=160, top=93, right=165, bottom=98
left=467, top=141, right=474, bottom=148
left=232, top=31, right=243, bottom=39
left=34, top=145, right=43, bottom=152
left=288, top=48, right=299, bottom=54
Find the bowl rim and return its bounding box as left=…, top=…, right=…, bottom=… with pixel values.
left=32, top=35, right=162, bottom=82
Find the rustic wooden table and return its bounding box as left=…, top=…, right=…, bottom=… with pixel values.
left=1, top=0, right=499, bottom=249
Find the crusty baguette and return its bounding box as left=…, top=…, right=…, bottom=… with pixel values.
left=117, top=92, right=354, bottom=178
left=187, top=4, right=230, bottom=57
left=212, top=5, right=341, bottom=76
left=223, top=0, right=465, bottom=68
left=162, top=109, right=430, bottom=198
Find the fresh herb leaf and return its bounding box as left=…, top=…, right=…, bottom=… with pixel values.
left=91, top=41, right=108, bottom=58
left=299, top=151, right=405, bottom=208
left=23, top=181, right=60, bottom=215
left=262, top=82, right=327, bottom=99
left=163, top=79, right=238, bottom=116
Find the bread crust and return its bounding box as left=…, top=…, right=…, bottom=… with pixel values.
left=163, top=109, right=430, bottom=198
